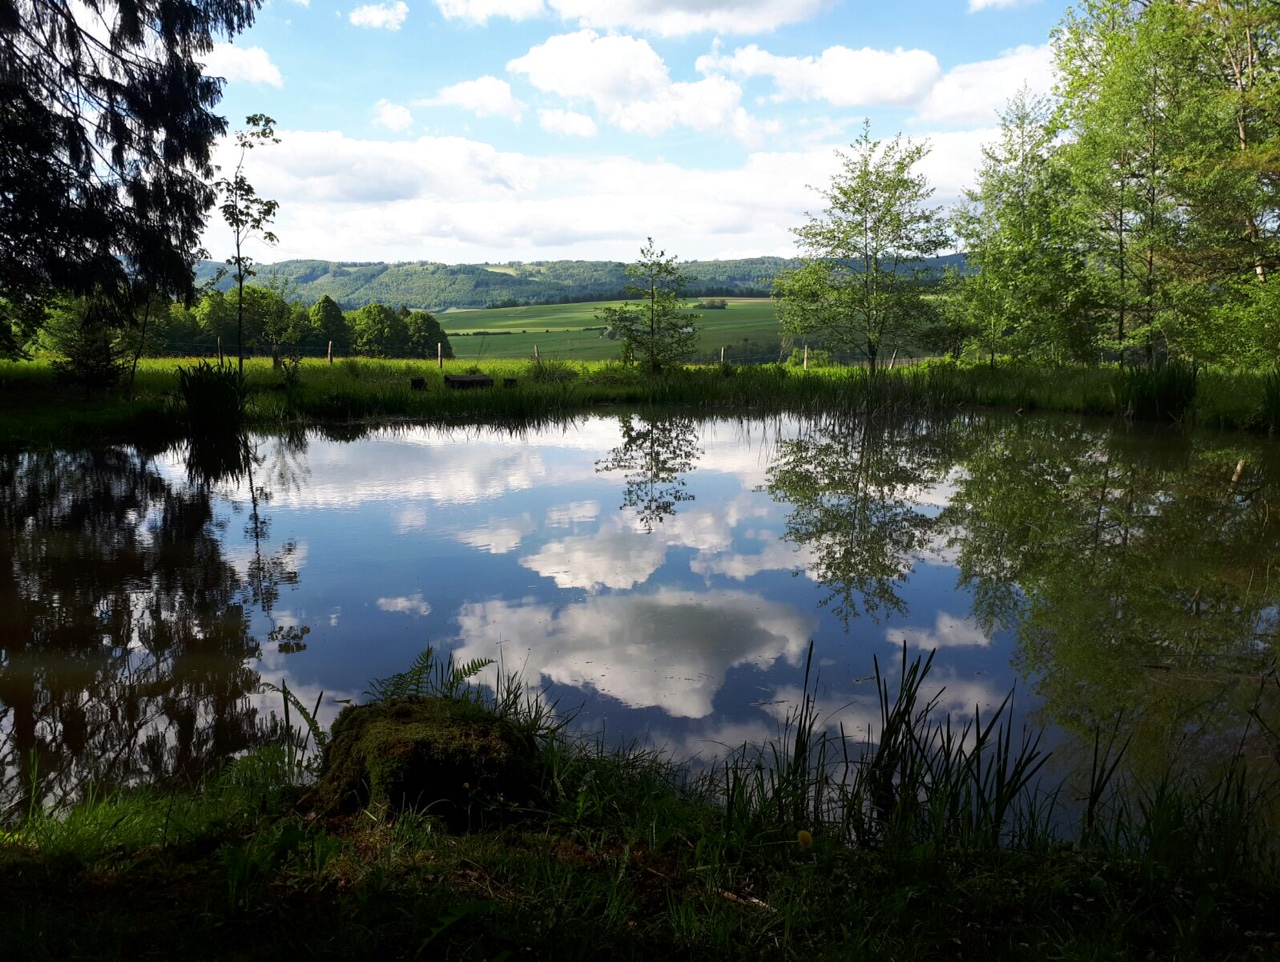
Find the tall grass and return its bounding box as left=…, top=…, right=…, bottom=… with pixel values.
left=1114, top=361, right=1198, bottom=422
left=700, top=644, right=1052, bottom=859
left=9, top=355, right=1280, bottom=443
left=6, top=644, right=1278, bottom=960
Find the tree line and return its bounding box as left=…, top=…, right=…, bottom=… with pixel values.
left=38, top=287, right=454, bottom=364
left=2, top=0, right=1275, bottom=379
left=948, top=0, right=1279, bottom=369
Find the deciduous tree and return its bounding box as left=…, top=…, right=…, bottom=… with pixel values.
left=773, top=123, right=948, bottom=374
left=216, top=114, right=279, bottom=373
left=952, top=92, right=1098, bottom=365
left=598, top=239, right=699, bottom=375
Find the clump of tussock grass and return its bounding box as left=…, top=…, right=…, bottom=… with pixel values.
left=174, top=359, right=249, bottom=435
left=1114, top=360, right=1198, bottom=423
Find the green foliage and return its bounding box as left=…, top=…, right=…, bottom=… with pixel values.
left=1, top=0, right=259, bottom=321
left=309, top=295, right=350, bottom=354
left=365, top=646, right=495, bottom=703
left=1261, top=368, right=1280, bottom=434
left=785, top=346, right=832, bottom=368
left=348, top=302, right=409, bottom=358
left=404, top=307, right=454, bottom=359
left=523, top=357, right=579, bottom=383
left=216, top=115, right=280, bottom=373
left=45, top=301, right=125, bottom=393
left=951, top=91, right=1098, bottom=365
left=774, top=122, right=949, bottom=374
left=597, top=238, right=700, bottom=374
left=175, top=360, right=249, bottom=435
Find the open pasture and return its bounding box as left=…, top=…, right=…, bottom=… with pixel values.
left=442, top=297, right=781, bottom=361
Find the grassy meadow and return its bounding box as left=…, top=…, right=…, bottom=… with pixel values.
left=443, top=297, right=784, bottom=362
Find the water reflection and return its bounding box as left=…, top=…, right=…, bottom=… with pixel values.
left=940, top=417, right=1280, bottom=781
left=596, top=414, right=701, bottom=531
left=2, top=412, right=1278, bottom=814
left=766, top=413, right=955, bottom=625
left=0, top=446, right=261, bottom=817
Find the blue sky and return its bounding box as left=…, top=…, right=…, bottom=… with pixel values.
left=202, top=0, right=1073, bottom=264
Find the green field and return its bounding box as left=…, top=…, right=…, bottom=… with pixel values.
left=441, top=297, right=784, bottom=362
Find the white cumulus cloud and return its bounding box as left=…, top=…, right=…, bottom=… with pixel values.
left=203, top=43, right=283, bottom=87
left=548, top=0, right=828, bottom=36
left=509, top=30, right=756, bottom=140
left=886, top=614, right=991, bottom=649
left=913, top=44, right=1055, bottom=126
left=698, top=43, right=941, bottom=107
left=521, top=523, right=668, bottom=591
left=453, top=590, right=815, bottom=718
left=421, top=76, right=525, bottom=120
left=377, top=593, right=433, bottom=616
left=350, top=0, right=409, bottom=29
left=538, top=108, right=598, bottom=137
left=372, top=98, right=415, bottom=131
left=457, top=514, right=537, bottom=554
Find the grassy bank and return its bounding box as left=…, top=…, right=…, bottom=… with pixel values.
left=2, top=648, right=1277, bottom=961
left=3, top=355, right=1278, bottom=449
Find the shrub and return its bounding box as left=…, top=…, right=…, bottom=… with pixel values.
left=176, top=360, right=249, bottom=435
left=786, top=346, right=832, bottom=368
left=48, top=312, right=124, bottom=393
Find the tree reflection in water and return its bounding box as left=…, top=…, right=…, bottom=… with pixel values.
left=766, top=412, right=956, bottom=625
left=596, top=414, right=702, bottom=531
left=766, top=409, right=1279, bottom=786
left=940, top=416, right=1280, bottom=782
left=0, top=430, right=308, bottom=820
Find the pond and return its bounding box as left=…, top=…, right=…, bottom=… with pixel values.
left=3, top=410, right=1278, bottom=816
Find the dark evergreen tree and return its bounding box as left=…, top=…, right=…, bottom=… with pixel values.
left=0, top=0, right=261, bottom=356
left=309, top=295, right=350, bottom=354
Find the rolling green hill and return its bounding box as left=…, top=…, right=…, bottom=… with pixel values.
left=194, top=254, right=965, bottom=313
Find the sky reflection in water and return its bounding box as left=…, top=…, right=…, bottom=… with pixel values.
left=7, top=409, right=1277, bottom=814
left=181, top=415, right=1017, bottom=763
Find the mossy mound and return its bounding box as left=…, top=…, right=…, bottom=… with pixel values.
left=308, top=697, right=539, bottom=829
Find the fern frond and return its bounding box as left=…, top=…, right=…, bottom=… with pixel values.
left=365, top=646, right=494, bottom=703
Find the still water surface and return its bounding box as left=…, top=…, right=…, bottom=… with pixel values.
left=3, top=410, right=1278, bottom=814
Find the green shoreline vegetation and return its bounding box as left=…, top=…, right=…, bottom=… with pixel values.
left=2, top=647, right=1277, bottom=961
left=3, top=353, right=1280, bottom=451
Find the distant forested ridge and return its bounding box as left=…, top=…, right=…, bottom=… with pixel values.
left=193, top=255, right=966, bottom=312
